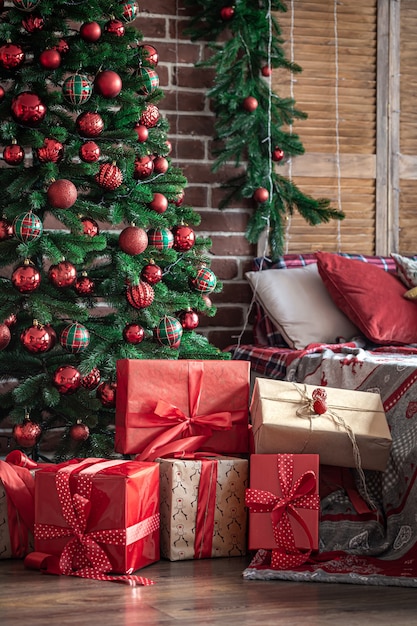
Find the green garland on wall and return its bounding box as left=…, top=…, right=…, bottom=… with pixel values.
left=183, top=0, right=344, bottom=260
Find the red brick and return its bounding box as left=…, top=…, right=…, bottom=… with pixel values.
left=180, top=185, right=209, bottom=207
left=211, top=281, right=253, bottom=303
left=199, top=210, right=250, bottom=232
left=161, top=91, right=206, bottom=112
left=175, top=114, right=215, bottom=137
left=169, top=137, right=206, bottom=159
left=209, top=258, right=239, bottom=280
left=134, top=17, right=166, bottom=39
left=152, top=42, right=202, bottom=64
left=139, top=1, right=177, bottom=16
left=210, top=235, right=255, bottom=257
left=202, top=306, right=245, bottom=327
left=173, top=66, right=216, bottom=89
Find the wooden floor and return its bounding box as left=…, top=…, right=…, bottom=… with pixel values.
left=1, top=556, right=417, bottom=625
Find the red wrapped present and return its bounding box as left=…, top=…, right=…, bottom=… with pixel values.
left=115, top=359, right=250, bottom=458
left=26, top=458, right=160, bottom=585
left=246, top=454, right=320, bottom=569
left=0, top=459, right=35, bottom=559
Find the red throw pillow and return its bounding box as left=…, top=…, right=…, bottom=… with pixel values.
left=316, top=251, right=417, bottom=345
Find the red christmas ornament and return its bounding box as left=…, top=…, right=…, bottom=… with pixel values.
left=220, top=6, right=235, bottom=20
left=0, top=218, right=12, bottom=241
left=261, top=65, right=272, bottom=77
left=153, top=156, right=169, bottom=174
left=0, top=323, right=11, bottom=350
left=141, top=261, right=162, bottom=285
left=139, top=103, right=160, bottom=128
left=3, top=141, right=24, bottom=166
left=133, top=155, right=154, bottom=180
left=94, top=70, right=122, bottom=98
left=149, top=192, right=168, bottom=214
left=13, top=417, right=42, bottom=449
left=173, top=224, right=195, bottom=251
left=123, top=322, right=145, bottom=344
left=20, top=321, right=54, bottom=353
left=272, top=147, right=285, bottom=162
left=202, top=294, right=212, bottom=308
left=164, top=140, right=172, bottom=155
left=138, top=44, right=159, bottom=67
left=126, top=281, right=155, bottom=309
left=12, top=261, right=41, bottom=293
left=179, top=308, right=200, bottom=331
left=53, top=365, right=82, bottom=395
left=22, top=12, right=44, bottom=32
left=79, top=140, right=100, bottom=163
left=242, top=96, right=258, bottom=112
left=11, top=92, right=47, bottom=127
left=48, top=260, right=77, bottom=288
left=76, top=111, right=104, bottom=137
left=96, top=381, right=117, bottom=408
left=95, top=162, right=123, bottom=190
left=74, top=273, right=95, bottom=295
left=120, top=0, right=138, bottom=22
left=13, top=211, right=43, bottom=242
left=69, top=420, right=90, bottom=442
left=60, top=322, right=90, bottom=353
left=0, top=86, right=5, bottom=103
left=13, top=0, right=41, bottom=10
left=0, top=43, right=25, bottom=70
left=253, top=187, right=269, bottom=203
left=80, top=21, right=102, bottom=42
left=104, top=19, right=125, bottom=36
left=53, top=39, right=69, bottom=55
left=3, top=313, right=17, bottom=328
left=47, top=179, right=78, bottom=209
left=39, top=49, right=61, bottom=70
left=81, top=217, right=99, bottom=237
left=119, top=225, right=148, bottom=255
left=81, top=367, right=101, bottom=390
left=134, top=124, right=148, bottom=143
left=174, top=191, right=184, bottom=207
left=37, top=137, right=64, bottom=163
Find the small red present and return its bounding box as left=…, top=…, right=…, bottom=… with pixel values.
left=27, top=458, right=160, bottom=585
left=115, top=359, right=250, bottom=458
left=246, top=454, right=320, bottom=569
left=0, top=460, right=35, bottom=559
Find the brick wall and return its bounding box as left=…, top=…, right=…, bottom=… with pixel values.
left=137, top=2, right=256, bottom=350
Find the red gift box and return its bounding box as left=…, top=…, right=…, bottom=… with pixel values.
left=246, top=454, right=320, bottom=569
left=29, top=458, right=160, bottom=584
left=115, top=359, right=250, bottom=458
left=0, top=460, right=35, bottom=559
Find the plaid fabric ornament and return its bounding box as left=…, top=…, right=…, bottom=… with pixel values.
left=62, top=74, right=93, bottom=105
left=13, top=211, right=43, bottom=242
left=13, top=0, right=40, bottom=10
left=136, top=68, right=159, bottom=95
left=147, top=228, right=173, bottom=250
left=60, top=322, right=90, bottom=353
left=154, top=315, right=183, bottom=349
left=190, top=267, right=217, bottom=294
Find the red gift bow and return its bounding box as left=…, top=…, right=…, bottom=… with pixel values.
left=246, top=454, right=320, bottom=569
left=28, top=460, right=159, bottom=586
left=137, top=361, right=232, bottom=461
left=0, top=460, right=35, bottom=558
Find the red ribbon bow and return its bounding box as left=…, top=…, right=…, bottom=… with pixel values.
left=246, top=454, right=320, bottom=569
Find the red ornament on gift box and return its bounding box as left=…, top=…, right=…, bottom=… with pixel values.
left=12, top=261, right=41, bottom=293
left=253, top=187, right=269, bottom=203
left=13, top=416, right=42, bottom=449
left=69, top=420, right=90, bottom=442
left=76, top=111, right=104, bottom=137
left=0, top=323, right=11, bottom=350
left=79, top=140, right=100, bottom=163
left=139, top=103, right=160, bottom=128
left=39, top=49, right=61, bottom=70
left=81, top=217, right=99, bottom=237
left=123, top=322, right=145, bottom=344
left=21, top=321, right=54, bottom=353
left=141, top=261, right=162, bottom=285
left=53, top=365, right=82, bottom=395
left=48, top=260, right=77, bottom=288
left=80, top=21, right=101, bottom=42
left=133, top=155, right=154, bottom=180
left=96, top=381, right=117, bottom=407
left=3, top=141, right=25, bottom=165
left=0, top=218, right=13, bottom=241
left=95, top=162, right=123, bottom=190
left=81, top=367, right=101, bottom=390
left=47, top=179, right=78, bottom=209
left=134, top=124, right=148, bottom=143
left=0, top=43, right=25, bottom=70
left=173, top=225, right=195, bottom=252
left=119, top=225, right=148, bottom=255
left=11, top=91, right=46, bottom=127
left=105, top=18, right=125, bottom=36
left=126, top=281, right=154, bottom=309
left=94, top=70, right=122, bottom=98
left=242, top=96, right=258, bottom=112
left=37, top=137, right=64, bottom=163
left=149, top=192, right=168, bottom=214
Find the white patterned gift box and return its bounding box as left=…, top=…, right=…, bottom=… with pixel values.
left=158, top=456, right=248, bottom=561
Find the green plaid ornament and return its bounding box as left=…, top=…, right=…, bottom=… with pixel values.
left=12, top=0, right=40, bottom=10
left=190, top=267, right=217, bottom=294
left=120, top=0, right=138, bottom=21
left=13, top=211, right=43, bottom=242
left=154, top=315, right=183, bottom=349
left=60, top=322, right=90, bottom=353
left=137, top=67, right=159, bottom=95
left=148, top=228, right=173, bottom=250
left=62, top=74, right=93, bottom=105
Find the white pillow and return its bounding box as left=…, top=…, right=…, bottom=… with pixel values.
left=245, top=263, right=360, bottom=349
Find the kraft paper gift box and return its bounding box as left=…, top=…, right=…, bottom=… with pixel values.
left=246, top=454, right=320, bottom=568
left=31, top=458, right=160, bottom=580
left=0, top=460, right=35, bottom=559
left=115, top=359, right=250, bottom=459
left=250, top=378, right=392, bottom=471
left=159, top=456, right=248, bottom=560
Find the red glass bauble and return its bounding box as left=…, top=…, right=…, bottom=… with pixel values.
left=134, top=124, right=148, bottom=143
left=172, top=224, right=196, bottom=251
left=0, top=86, right=5, bottom=103
left=20, top=322, right=54, bottom=353
left=54, top=39, right=69, bottom=55
left=76, top=111, right=104, bottom=137
left=80, top=21, right=102, bottom=42
left=4, top=313, right=17, bottom=328
left=22, top=12, right=44, bottom=32
left=141, top=261, right=162, bottom=285
left=12, top=262, right=41, bottom=293
left=95, top=162, right=123, bottom=190
left=11, top=91, right=46, bottom=127
left=48, top=260, right=77, bottom=288
left=153, top=156, right=169, bottom=174
left=123, top=322, right=145, bottom=344
left=39, top=49, right=61, bottom=70
left=253, top=187, right=269, bottom=203
left=139, top=103, right=160, bottom=128
left=202, top=294, right=212, bottom=308
left=3, top=142, right=24, bottom=165
left=149, top=192, right=168, bottom=214
left=96, top=381, right=117, bottom=407
left=81, top=217, right=99, bottom=237
left=220, top=6, right=235, bottom=20
left=69, top=420, right=90, bottom=441
left=0, top=218, right=13, bottom=240
left=104, top=19, right=125, bottom=36
left=0, top=323, right=11, bottom=350
left=138, top=44, right=159, bottom=67
left=0, top=43, right=25, bottom=70
left=74, top=274, right=95, bottom=295
left=13, top=418, right=42, bottom=449
left=261, top=65, right=272, bottom=77
left=242, top=96, right=258, bottom=112
left=81, top=367, right=101, bottom=390
left=179, top=309, right=200, bottom=330
left=37, top=137, right=64, bottom=163
left=53, top=365, right=82, bottom=395
left=79, top=140, right=100, bottom=163
left=126, top=281, right=154, bottom=309
left=47, top=179, right=78, bottom=209
left=174, top=191, right=184, bottom=207
left=272, top=147, right=285, bottom=162
left=119, top=226, right=148, bottom=255
left=133, top=155, right=154, bottom=180
left=164, top=140, right=172, bottom=155
left=94, top=70, right=122, bottom=98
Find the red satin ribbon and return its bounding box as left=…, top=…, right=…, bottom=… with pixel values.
left=137, top=362, right=232, bottom=461
left=26, top=460, right=158, bottom=586
left=246, top=454, right=320, bottom=569
left=194, top=459, right=218, bottom=559
left=0, top=460, right=35, bottom=558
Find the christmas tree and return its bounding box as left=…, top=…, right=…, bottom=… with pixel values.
left=0, top=0, right=225, bottom=461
